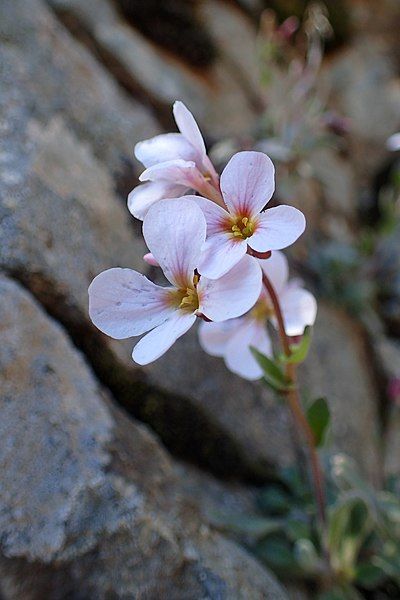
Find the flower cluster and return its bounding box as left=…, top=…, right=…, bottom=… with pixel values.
left=88, top=102, right=316, bottom=377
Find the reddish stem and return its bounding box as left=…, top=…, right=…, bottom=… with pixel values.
left=262, top=272, right=327, bottom=528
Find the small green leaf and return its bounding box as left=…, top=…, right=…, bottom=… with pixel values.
left=294, top=538, right=319, bottom=572
left=284, top=326, right=312, bottom=364
left=306, top=397, right=330, bottom=447
left=257, top=486, right=291, bottom=516
left=287, top=518, right=311, bottom=541
left=250, top=347, right=293, bottom=392
left=328, top=498, right=372, bottom=576
left=318, top=586, right=364, bottom=600
left=210, top=513, right=281, bottom=538
left=255, top=535, right=301, bottom=576
left=355, top=563, right=386, bottom=589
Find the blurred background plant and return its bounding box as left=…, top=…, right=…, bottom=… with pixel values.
left=255, top=3, right=347, bottom=201
left=213, top=452, right=400, bottom=599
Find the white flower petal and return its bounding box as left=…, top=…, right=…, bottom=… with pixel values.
left=225, top=319, right=273, bottom=380
left=189, top=194, right=229, bottom=235
left=198, top=255, right=262, bottom=321
left=220, top=151, right=275, bottom=217
left=132, top=310, right=196, bottom=365
left=198, top=319, right=237, bottom=357
left=143, top=197, right=206, bottom=288
left=249, top=206, right=306, bottom=252
left=139, top=159, right=206, bottom=190
left=259, top=250, right=289, bottom=295
left=128, top=181, right=188, bottom=220
left=278, top=286, right=317, bottom=336
left=173, top=101, right=206, bottom=159
left=88, top=268, right=174, bottom=339
left=135, top=133, right=197, bottom=168
left=197, top=233, right=247, bottom=279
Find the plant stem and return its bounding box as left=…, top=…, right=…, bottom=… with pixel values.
left=262, top=272, right=327, bottom=528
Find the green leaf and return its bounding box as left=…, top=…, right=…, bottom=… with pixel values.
left=355, top=563, right=386, bottom=589
left=257, top=486, right=291, bottom=516
left=286, top=518, right=311, bottom=542
left=255, top=535, right=301, bottom=576
left=284, top=326, right=312, bottom=364
left=328, top=498, right=372, bottom=576
left=210, top=512, right=281, bottom=539
left=294, top=538, right=320, bottom=572
left=306, top=397, right=330, bottom=447
left=250, top=347, right=293, bottom=392
left=318, top=586, right=364, bottom=600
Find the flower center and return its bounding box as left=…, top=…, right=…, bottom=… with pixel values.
left=230, top=216, right=255, bottom=240
left=250, top=297, right=274, bottom=322
left=178, top=286, right=199, bottom=312
left=169, top=274, right=200, bottom=313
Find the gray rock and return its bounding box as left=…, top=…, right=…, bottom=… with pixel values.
left=300, top=304, right=382, bottom=485
left=198, top=0, right=261, bottom=105
left=374, top=336, right=400, bottom=478
left=0, top=28, right=286, bottom=479
left=324, top=38, right=400, bottom=180
left=0, top=0, right=160, bottom=183
left=309, top=147, right=357, bottom=219
left=0, top=274, right=288, bottom=599
left=46, top=0, right=256, bottom=136
left=142, top=324, right=296, bottom=473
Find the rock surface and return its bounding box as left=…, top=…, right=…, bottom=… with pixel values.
left=0, top=0, right=160, bottom=187
left=47, top=0, right=257, bottom=137
left=0, top=274, right=288, bottom=599
left=374, top=336, right=400, bottom=478
left=301, top=304, right=382, bottom=484
left=0, top=2, right=289, bottom=480
left=0, top=52, right=382, bottom=479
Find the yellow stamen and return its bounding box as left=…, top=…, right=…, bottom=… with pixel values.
left=230, top=215, right=255, bottom=240
left=250, top=298, right=275, bottom=321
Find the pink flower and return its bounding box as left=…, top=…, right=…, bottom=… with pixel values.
left=128, top=101, right=220, bottom=219
left=89, top=198, right=262, bottom=365
left=188, top=151, right=306, bottom=279
left=199, top=251, right=317, bottom=380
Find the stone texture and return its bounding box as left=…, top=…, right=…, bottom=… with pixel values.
left=47, top=0, right=257, bottom=137
left=0, top=0, right=160, bottom=184
left=309, top=147, right=357, bottom=219
left=143, top=302, right=383, bottom=485
left=0, top=274, right=288, bottom=599
left=324, top=37, right=400, bottom=182
left=374, top=336, right=400, bottom=478
left=300, top=304, right=382, bottom=485
left=0, top=34, right=383, bottom=486
left=198, top=0, right=261, bottom=105
left=142, top=324, right=296, bottom=473
left=0, top=13, right=288, bottom=480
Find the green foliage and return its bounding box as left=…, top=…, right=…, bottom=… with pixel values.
left=280, top=327, right=312, bottom=365
left=306, top=397, right=330, bottom=447
left=214, top=454, right=400, bottom=598
left=250, top=347, right=294, bottom=393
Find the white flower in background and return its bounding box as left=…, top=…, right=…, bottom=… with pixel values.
left=128, top=101, right=220, bottom=219
left=188, top=151, right=306, bottom=279
left=89, top=198, right=262, bottom=365
left=387, top=133, right=400, bottom=152
left=199, top=251, right=317, bottom=380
